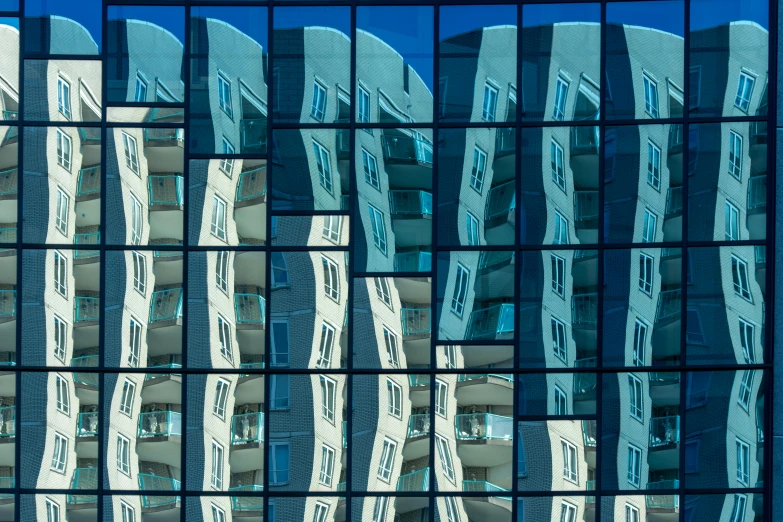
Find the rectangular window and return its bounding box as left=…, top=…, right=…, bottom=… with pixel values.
left=54, top=251, right=67, bottom=297
left=122, top=132, right=139, bottom=174
left=319, top=445, right=335, bottom=486
left=643, top=73, right=659, bottom=118
left=53, top=315, right=67, bottom=361
left=560, top=501, right=577, bottom=522
left=128, top=318, right=141, bottom=367
left=216, top=251, right=229, bottom=292
left=121, top=501, right=136, bottom=522
left=625, top=504, right=640, bottom=522
left=55, top=189, right=69, bottom=235
left=725, top=201, right=740, bottom=240
left=270, top=374, right=290, bottom=410
left=551, top=253, right=565, bottom=296
left=117, top=434, right=130, bottom=474
left=627, top=444, right=642, bottom=487
left=435, top=434, right=456, bottom=482
left=46, top=499, right=60, bottom=522
left=270, top=320, right=290, bottom=367
left=470, top=147, right=487, bottom=192
left=134, top=75, right=147, bottom=102
left=217, top=315, right=232, bottom=362
left=730, top=494, right=747, bottom=522
left=739, top=319, right=756, bottom=363
left=482, top=82, right=498, bottom=122
left=220, top=138, right=235, bottom=175
left=384, top=327, right=400, bottom=368
left=444, top=345, right=457, bottom=369
left=633, top=319, right=647, bottom=366
left=466, top=212, right=480, bottom=246
left=551, top=140, right=566, bottom=191
left=211, top=441, right=224, bottom=489
left=317, top=322, right=336, bottom=368
left=728, top=131, right=743, bottom=179
left=387, top=379, right=402, bottom=418
left=372, top=497, right=389, bottom=522
left=368, top=205, right=388, bottom=254
left=686, top=371, right=711, bottom=408
left=217, top=73, right=233, bottom=118
left=55, top=374, right=69, bottom=414
left=211, top=196, right=227, bottom=240
left=377, top=438, right=397, bottom=481
left=435, top=379, right=448, bottom=417
left=738, top=370, right=754, bottom=411
left=313, top=140, right=333, bottom=194
left=57, top=76, right=71, bottom=119
left=322, top=256, right=341, bottom=302
left=561, top=439, right=578, bottom=483
left=320, top=375, right=337, bottom=423
left=686, top=307, right=706, bottom=344
left=736, top=439, right=750, bottom=486
left=642, top=209, right=657, bottom=243
left=358, top=86, right=371, bottom=123
left=735, top=72, right=755, bottom=112
left=689, top=66, right=702, bottom=109
left=451, top=263, right=469, bottom=317
left=638, top=253, right=654, bottom=295
left=119, top=379, right=136, bottom=415
left=374, top=277, right=393, bottom=308
left=269, top=442, right=290, bottom=485
left=51, top=433, right=68, bottom=472
left=130, top=195, right=143, bottom=245
left=211, top=505, right=225, bottom=522
left=213, top=379, right=230, bottom=419
left=551, top=317, right=567, bottom=363
left=362, top=149, right=380, bottom=189
left=554, top=385, right=567, bottom=415
left=313, top=502, right=329, bottom=522
left=731, top=255, right=752, bottom=301
left=628, top=374, right=643, bottom=421
left=271, top=252, right=289, bottom=287
left=311, top=80, right=327, bottom=121
left=446, top=496, right=460, bottom=522
left=553, top=77, right=569, bottom=121
left=554, top=211, right=569, bottom=244
left=647, top=141, right=661, bottom=189
left=56, top=129, right=72, bottom=170
left=132, top=251, right=147, bottom=294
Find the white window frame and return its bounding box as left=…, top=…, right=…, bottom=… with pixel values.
left=435, top=434, right=456, bottom=482
left=319, top=444, right=335, bottom=486
left=731, top=255, right=752, bottom=301
left=554, top=211, right=569, bottom=245
left=322, top=256, right=341, bottom=302
left=560, top=501, right=577, bottom=522
left=320, top=375, right=337, bottom=423
left=554, top=385, right=567, bottom=415
left=377, top=438, right=397, bottom=482
left=725, top=201, right=740, bottom=241
left=53, top=315, right=67, bottom=361
left=628, top=374, right=643, bottom=421
left=313, top=140, right=333, bottom=194
left=387, top=379, right=402, bottom=418
left=121, top=501, right=136, bottom=522
left=470, top=147, right=487, bottom=192
left=217, top=314, right=233, bottom=362
left=444, top=345, right=457, bottom=369
left=372, top=497, right=389, bottom=522
left=435, top=379, right=448, bottom=417
left=730, top=494, right=747, bottom=522
left=625, top=503, right=640, bottom=522
left=368, top=204, right=388, bottom=255
left=51, top=432, right=68, bottom=472
left=211, top=505, right=225, bottom=522
left=55, top=188, right=69, bottom=235
left=362, top=148, right=380, bottom=189
left=211, top=196, right=227, bottom=241
left=358, top=85, right=371, bottom=123
left=643, top=73, right=660, bottom=118
left=128, top=318, right=141, bottom=368
left=117, top=434, right=131, bottom=475
left=211, top=440, right=224, bottom=489
left=323, top=216, right=342, bottom=244
left=728, top=130, right=743, bottom=179
left=451, top=263, right=470, bottom=317
left=482, top=82, right=498, bottom=122
left=56, top=129, right=72, bottom=170
left=647, top=141, right=661, bottom=190
left=627, top=444, right=642, bottom=487
left=374, top=277, right=393, bottom=309
left=633, top=319, right=647, bottom=367
left=553, top=76, right=569, bottom=121
left=313, top=502, right=329, bottom=522
left=134, top=74, right=147, bottom=102
left=551, top=253, right=565, bottom=296
left=217, top=73, right=233, bottom=118
left=213, top=379, right=230, bottom=419
left=738, top=369, right=754, bottom=411
left=311, top=80, right=327, bottom=121
left=739, top=318, right=756, bottom=363
left=317, top=321, right=336, bottom=368
left=734, top=72, right=755, bottom=112
left=551, top=316, right=567, bottom=363
left=130, top=194, right=143, bottom=245
left=55, top=374, right=69, bottom=414
left=122, top=132, right=139, bottom=174
left=639, top=252, right=654, bottom=295
left=54, top=251, right=67, bottom=297
left=220, top=138, right=235, bottom=175
left=216, top=251, right=229, bottom=292
left=57, top=76, right=71, bottom=119
left=119, top=379, right=136, bottom=415
left=466, top=212, right=480, bottom=246
left=384, top=327, right=400, bottom=368
left=132, top=251, right=147, bottom=295
left=46, top=499, right=60, bottom=522
left=642, top=209, right=657, bottom=243
left=736, top=438, right=750, bottom=486
left=561, top=439, right=578, bottom=483
left=551, top=139, right=566, bottom=191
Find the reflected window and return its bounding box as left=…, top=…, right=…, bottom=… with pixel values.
left=439, top=77, right=448, bottom=118
left=374, top=277, right=393, bottom=308
left=553, top=77, right=569, bottom=121
left=269, top=441, right=290, bottom=485
left=220, top=138, right=235, bottom=175
left=358, top=85, right=371, bottom=124
left=53, top=251, right=67, bottom=297
left=212, top=505, right=225, bottom=522
left=384, top=328, right=400, bottom=368
left=313, top=140, right=333, bottom=194
left=482, top=82, right=498, bottom=122
left=552, top=316, right=567, bottom=363
left=216, top=251, right=229, bottom=292
left=322, top=256, right=341, bottom=302
left=466, top=212, right=479, bottom=246
left=211, top=440, right=224, bottom=488
left=317, top=322, right=336, bottom=368
left=323, top=216, right=342, bottom=244
left=214, top=379, right=230, bottom=419
left=628, top=374, right=643, bottom=421
left=560, top=500, right=577, bottom=522
left=217, top=73, right=233, bottom=119
left=134, top=74, right=147, bottom=102
left=368, top=204, right=388, bottom=254
left=117, top=434, right=130, bottom=475
left=739, top=319, right=755, bottom=363
left=638, top=253, right=653, bottom=295
left=311, top=80, right=327, bottom=122
left=736, top=439, right=750, bottom=485
left=734, top=72, right=755, bottom=112
left=57, top=76, right=71, bottom=119
left=132, top=251, right=147, bottom=295
left=731, top=255, right=752, bottom=301
left=450, top=263, right=470, bottom=317
left=211, top=196, right=227, bottom=241
left=551, top=253, right=565, bottom=297
left=684, top=439, right=700, bottom=473
left=372, top=497, right=389, bottom=522
left=561, top=439, right=578, bottom=483
left=386, top=379, right=401, bottom=418
left=55, top=188, right=69, bottom=235
left=551, top=139, right=566, bottom=191
left=362, top=149, right=380, bottom=189
left=554, top=385, right=567, bottom=415
left=686, top=372, right=711, bottom=408
left=643, top=73, right=659, bottom=118
left=605, top=133, right=617, bottom=181
left=122, top=132, right=139, bottom=174
left=470, top=147, right=487, bottom=193
left=689, top=66, right=701, bottom=109
left=270, top=320, right=290, bottom=367
left=377, top=438, right=397, bottom=481
left=217, top=315, right=232, bottom=362
left=633, top=319, right=647, bottom=366
left=45, top=499, right=60, bottom=522
left=120, top=379, right=136, bottom=415
left=518, top=426, right=527, bottom=477
left=130, top=195, right=143, bottom=245
left=647, top=141, right=661, bottom=190
left=627, top=444, right=641, bottom=487
left=56, top=130, right=72, bottom=170
left=121, top=501, right=135, bottom=522
left=271, top=252, right=289, bottom=287
left=738, top=370, right=754, bottom=411
left=129, top=318, right=141, bottom=367
left=314, top=502, right=329, bottom=522
left=435, top=379, right=447, bottom=417
left=642, top=209, right=657, bottom=243
left=55, top=375, right=69, bottom=414
left=270, top=374, right=290, bottom=410
left=436, top=434, right=456, bottom=482
left=320, top=375, right=337, bottom=423
left=51, top=432, right=68, bottom=472
left=728, top=131, right=743, bottom=179
left=554, top=211, right=569, bottom=245
left=725, top=201, right=740, bottom=241
left=319, top=445, right=335, bottom=486
left=625, top=504, right=640, bottom=522
left=445, top=345, right=457, bottom=369
left=729, top=495, right=747, bottom=522
left=53, top=315, right=66, bottom=362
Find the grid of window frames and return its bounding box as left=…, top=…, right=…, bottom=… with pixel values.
left=0, top=0, right=775, bottom=521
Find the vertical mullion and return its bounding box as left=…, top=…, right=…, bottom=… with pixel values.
left=680, top=1, right=690, bottom=519
left=14, top=0, right=23, bottom=519
left=346, top=0, right=356, bottom=518
left=512, top=4, right=522, bottom=521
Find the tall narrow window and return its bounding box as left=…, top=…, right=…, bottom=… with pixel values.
left=731, top=255, right=752, bottom=301
left=435, top=434, right=456, bottom=482
left=53, top=315, right=67, bottom=361
left=738, top=319, right=755, bottom=363
left=738, top=370, right=754, bottom=411
left=734, top=72, right=755, bottom=112
left=358, top=86, right=371, bottom=123
left=320, top=375, right=337, bottom=423
left=55, top=189, right=69, bottom=235
left=322, top=256, right=340, bottom=302
left=217, top=73, right=233, bottom=118
left=46, top=499, right=60, bottom=522
left=451, top=263, right=470, bottom=317
left=312, top=140, right=333, bottom=194
left=372, top=497, right=389, bottom=522
left=554, top=211, right=569, bottom=244
left=435, top=379, right=448, bottom=417
left=470, top=147, right=487, bottom=192
left=643, top=73, right=659, bottom=118
left=122, top=132, right=139, bottom=174
left=725, top=201, right=740, bottom=240
left=551, top=317, right=567, bottom=362
left=638, top=253, right=654, bottom=295
left=134, top=75, right=147, bottom=102
left=57, top=76, right=71, bottom=119
left=220, top=138, right=234, bottom=175
left=383, top=327, right=400, bottom=368
left=386, top=379, right=402, bottom=418
left=362, top=149, right=380, bottom=189
left=211, top=505, right=225, bottom=522
left=628, top=374, right=643, bottom=421
left=270, top=320, right=290, bottom=367
left=117, top=435, right=130, bottom=475
left=319, top=445, right=335, bottom=486
left=642, top=209, right=657, bottom=243
left=466, top=212, right=480, bottom=246
left=271, top=252, right=289, bottom=287
left=445, top=496, right=460, bottom=522
left=53, top=251, right=67, bottom=297
left=633, top=319, right=647, bottom=366
left=317, top=322, right=336, bottom=368
left=729, top=494, right=747, bottom=522
left=56, top=130, right=72, bottom=170
left=211, top=196, right=227, bottom=240
left=51, top=433, right=68, bottom=472
left=736, top=439, right=750, bottom=486
left=217, top=315, right=232, bottom=362
left=625, top=504, right=640, bottom=522
left=551, top=139, right=566, bottom=190
left=55, top=375, right=69, bottom=414
left=368, top=205, right=388, bottom=254
left=482, top=83, right=498, bottom=122
left=128, top=318, right=141, bottom=367
left=121, top=501, right=136, bottom=522
left=130, top=195, right=143, bottom=245
left=270, top=374, right=290, bottom=410
left=554, top=385, right=567, bottom=415
left=374, top=277, right=393, bottom=308
left=213, top=379, right=230, bottom=419
left=553, top=77, right=569, bottom=121
left=728, top=131, right=743, bottom=179
left=311, top=80, right=327, bottom=121
left=377, top=438, right=397, bottom=481
left=444, top=345, right=457, bottom=369
left=216, top=251, right=229, bottom=292
left=132, top=251, right=147, bottom=294
left=211, top=441, right=224, bottom=489
left=269, top=442, right=290, bottom=485
left=551, top=253, right=565, bottom=296
left=323, top=216, right=342, bottom=244
left=647, top=141, right=661, bottom=189
left=627, top=444, right=642, bottom=487
left=119, top=379, right=136, bottom=415
left=560, top=502, right=577, bottom=522
left=561, top=439, right=578, bottom=483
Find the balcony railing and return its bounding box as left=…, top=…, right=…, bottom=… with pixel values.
left=74, top=296, right=99, bottom=323
left=236, top=167, right=267, bottom=202
left=455, top=413, right=513, bottom=440
left=78, top=127, right=101, bottom=143
left=77, top=411, right=99, bottom=437
left=466, top=304, right=514, bottom=340
left=574, top=191, right=599, bottom=221
left=149, top=108, right=185, bottom=122
left=655, top=289, right=681, bottom=323
left=586, top=480, right=596, bottom=504
left=0, top=290, right=15, bottom=318
left=144, top=127, right=184, bottom=143
left=649, top=372, right=680, bottom=385
left=67, top=468, right=97, bottom=505
left=495, top=128, right=516, bottom=157
left=570, top=125, right=599, bottom=155
left=750, top=121, right=767, bottom=146
left=462, top=480, right=511, bottom=501
left=668, top=124, right=683, bottom=153
left=397, top=468, right=429, bottom=492
left=748, top=175, right=767, bottom=210
left=458, top=374, right=513, bottom=383
left=665, top=186, right=683, bottom=216
left=150, top=288, right=183, bottom=323
left=649, top=416, right=680, bottom=447
left=0, top=406, right=14, bottom=438
left=343, top=420, right=347, bottom=448
left=154, top=249, right=183, bottom=258
left=3, top=127, right=16, bottom=143
left=755, top=246, right=767, bottom=264
left=74, top=232, right=100, bottom=259
left=0, top=228, right=15, bottom=243
left=336, top=128, right=350, bottom=158
left=646, top=479, right=680, bottom=509
left=235, top=294, right=266, bottom=325
left=0, top=168, right=17, bottom=196
left=407, top=414, right=431, bottom=438
left=71, top=355, right=98, bottom=387
left=240, top=118, right=267, bottom=154
left=138, top=474, right=181, bottom=508
left=1, top=111, right=17, bottom=121
left=571, top=293, right=598, bottom=327
left=138, top=411, right=182, bottom=438
left=0, top=477, right=13, bottom=498
left=485, top=181, right=515, bottom=220
left=394, top=251, right=432, bottom=272
left=148, top=175, right=184, bottom=206
left=231, top=412, right=264, bottom=444
left=582, top=420, right=596, bottom=447
left=239, top=361, right=265, bottom=376
left=381, top=135, right=433, bottom=165
left=478, top=250, right=514, bottom=270
left=389, top=190, right=433, bottom=216
left=401, top=307, right=431, bottom=335
left=145, top=363, right=182, bottom=380
left=76, top=166, right=100, bottom=197
left=230, top=485, right=264, bottom=511
left=408, top=375, right=430, bottom=387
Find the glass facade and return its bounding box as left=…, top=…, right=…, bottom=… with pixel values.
left=0, top=0, right=774, bottom=521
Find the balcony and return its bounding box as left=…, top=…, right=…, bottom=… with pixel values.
left=649, top=372, right=680, bottom=406
left=570, top=126, right=599, bottom=187
left=0, top=290, right=14, bottom=323
left=73, top=232, right=100, bottom=263
left=401, top=307, right=431, bottom=338
left=582, top=420, right=597, bottom=468
left=749, top=120, right=767, bottom=170
left=646, top=479, right=679, bottom=517
left=67, top=468, right=97, bottom=507
left=0, top=477, right=12, bottom=503
left=148, top=175, right=184, bottom=208
left=389, top=190, right=433, bottom=216
left=230, top=485, right=264, bottom=513
left=649, top=416, right=680, bottom=470
left=484, top=181, right=515, bottom=244
left=493, top=128, right=515, bottom=183
left=0, top=168, right=16, bottom=199
left=1, top=111, right=16, bottom=121
left=149, top=288, right=183, bottom=327
left=456, top=374, right=513, bottom=407
left=76, top=166, right=100, bottom=200
left=408, top=375, right=430, bottom=387
left=747, top=175, right=767, bottom=239
left=77, top=411, right=99, bottom=438
left=137, top=411, right=181, bottom=470
left=574, top=190, right=598, bottom=244
left=394, top=251, right=431, bottom=272
left=138, top=411, right=182, bottom=439
left=664, top=186, right=683, bottom=241
left=239, top=361, right=265, bottom=377
left=455, top=414, right=513, bottom=467
left=142, top=365, right=182, bottom=404
left=78, top=127, right=101, bottom=145
left=462, top=480, right=511, bottom=500
left=397, top=468, right=429, bottom=492
left=235, top=293, right=266, bottom=329
left=149, top=108, right=184, bottom=123
left=476, top=252, right=515, bottom=300
left=231, top=412, right=264, bottom=444
left=74, top=296, right=99, bottom=325
left=236, top=166, right=267, bottom=205
left=407, top=414, right=430, bottom=439
left=144, top=127, right=184, bottom=146
left=145, top=363, right=182, bottom=380
left=668, top=124, right=684, bottom=184
left=466, top=304, right=513, bottom=340
left=389, top=190, right=432, bottom=247
left=380, top=134, right=433, bottom=191
left=403, top=413, right=431, bottom=460
left=138, top=474, right=181, bottom=510
left=336, top=128, right=350, bottom=160
left=241, top=118, right=267, bottom=154
left=71, top=355, right=98, bottom=396
left=462, top=480, right=512, bottom=519
left=586, top=480, right=596, bottom=505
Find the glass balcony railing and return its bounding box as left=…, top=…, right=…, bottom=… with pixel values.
left=586, top=480, right=596, bottom=504
left=755, top=246, right=767, bottom=264
left=462, top=480, right=511, bottom=501
left=154, top=250, right=183, bottom=258
left=0, top=167, right=17, bottom=196
left=570, top=125, right=599, bottom=155
left=661, top=247, right=682, bottom=259
left=138, top=474, right=181, bottom=508
left=1, top=111, right=17, bottom=121
left=401, top=308, right=431, bottom=335
left=0, top=228, right=15, bottom=243
left=71, top=355, right=98, bottom=387
left=239, top=361, right=265, bottom=376
left=74, top=232, right=100, bottom=260
left=145, top=363, right=182, bottom=380
left=231, top=412, right=264, bottom=444
left=466, top=304, right=514, bottom=340
left=235, top=294, right=266, bottom=325
left=649, top=416, right=680, bottom=447
left=646, top=480, right=680, bottom=509
left=668, top=124, right=683, bottom=153
left=574, top=190, right=599, bottom=221
left=148, top=175, right=184, bottom=206
left=748, top=175, right=767, bottom=210
left=0, top=477, right=13, bottom=499
left=0, top=406, right=13, bottom=438
left=458, top=374, right=513, bottom=383
left=138, top=411, right=182, bottom=438
left=750, top=121, right=767, bottom=146
left=571, top=293, right=597, bottom=327
left=655, top=289, right=681, bottom=322
left=149, top=108, right=185, bottom=122
left=407, top=414, right=430, bottom=438
left=389, top=190, right=433, bottom=216
left=230, top=485, right=264, bottom=511
left=343, top=420, right=347, bottom=448
left=78, top=127, right=101, bottom=143
left=408, top=375, right=430, bottom=387
left=381, top=135, right=433, bottom=165
left=0, top=290, right=15, bottom=318
left=494, top=128, right=516, bottom=157
left=144, top=127, right=184, bottom=143
left=74, top=296, right=99, bottom=323
left=76, top=166, right=100, bottom=197
left=485, top=181, right=515, bottom=220
left=394, top=251, right=432, bottom=272
left=3, top=127, right=16, bottom=143
left=455, top=413, right=513, bottom=440
left=582, top=420, right=596, bottom=447
left=236, top=167, right=267, bottom=202
left=478, top=250, right=514, bottom=270
left=240, top=118, right=267, bottom=154
left=150, top=288, right=183, bottom=323
left=397, top=468, right=429, bottom=492
left=77, top=411, right=99, bottom=437
left=649, top=372, right=680, bottom=385
left=665, top=186, right=683, bottom=216
left=336, top=127, right=350, bottom=158
left=67, top=468, right=97, bottom=505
